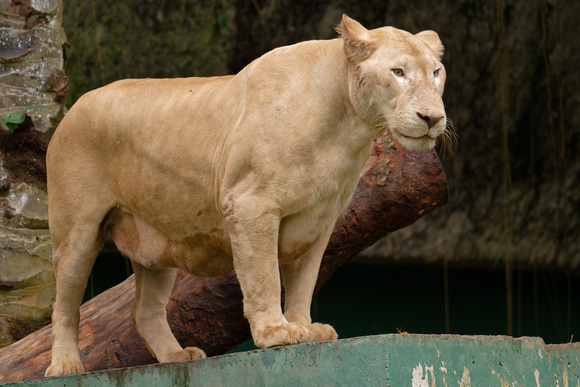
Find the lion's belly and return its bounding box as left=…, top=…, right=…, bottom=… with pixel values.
left=108, top=206, right=234, bottom=278
left=108, top=201, right=338, bottom=277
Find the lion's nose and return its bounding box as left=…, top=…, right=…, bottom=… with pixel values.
left=417, top=113, right=444, bottom=128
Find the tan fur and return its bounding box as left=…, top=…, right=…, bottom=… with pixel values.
left=44, top=15, right=446, bottom=377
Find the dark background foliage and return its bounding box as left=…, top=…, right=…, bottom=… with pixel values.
left=61, top=0, right=580, bottom=341
left=63, top=0, right=579, bottom=268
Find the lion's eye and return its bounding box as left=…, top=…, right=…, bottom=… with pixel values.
left=433, top=68, right=441, bottom=77
left=392, top=68, right=405, bottom=77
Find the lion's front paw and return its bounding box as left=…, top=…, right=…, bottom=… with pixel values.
left=165, top=347, right=207, bottom=363
left=253, top=322, right=311, bottom=348
left=253, top=322, right=337, bottom=348
left=45, top=359, right=84, bottom=377
left=307, top=323, right=338, bottom=341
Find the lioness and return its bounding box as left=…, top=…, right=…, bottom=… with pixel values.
left=45, top=15, right=446, bottom=376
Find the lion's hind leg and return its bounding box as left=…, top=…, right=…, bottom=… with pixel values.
left=45, top=222, right=107, bottom=377
left=107, top=208, right=206, bottom=363
left=130, top=262, right=206, bottom=363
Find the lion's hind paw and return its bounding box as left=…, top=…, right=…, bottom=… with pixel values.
left=165, top=347, right=207, bottom=363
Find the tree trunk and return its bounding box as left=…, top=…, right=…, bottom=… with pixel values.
left=0, top=132, right=448, bottom=383
left=0, top=0, right=67, bottom=348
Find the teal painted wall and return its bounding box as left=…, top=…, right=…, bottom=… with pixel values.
left=6, top=334, right=579, bottom=386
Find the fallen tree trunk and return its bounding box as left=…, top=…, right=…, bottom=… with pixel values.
left=0, top=131, right=448, bottom=383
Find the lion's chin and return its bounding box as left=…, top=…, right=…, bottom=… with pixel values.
left=393, top=131, right=437, bottom=151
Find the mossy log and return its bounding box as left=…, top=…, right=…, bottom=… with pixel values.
left=0, top=131, right=448, bottom=383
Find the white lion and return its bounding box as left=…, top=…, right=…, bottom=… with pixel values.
left=45, top=15, right=446, bottom=376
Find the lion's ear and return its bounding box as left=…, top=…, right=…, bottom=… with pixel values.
left=415, top=30, right=445, bottom=60
left=336, top=14, right=375, bottom=62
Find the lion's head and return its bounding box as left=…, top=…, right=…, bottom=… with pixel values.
left=338, top=15, right=447, bottom=151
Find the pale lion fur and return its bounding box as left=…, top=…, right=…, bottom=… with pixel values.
left=45, top=15, right=446, bottom=377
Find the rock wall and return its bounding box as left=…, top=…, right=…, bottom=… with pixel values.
left=0, top=0, right=67, bottom=347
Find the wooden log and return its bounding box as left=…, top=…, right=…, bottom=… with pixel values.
left=0, top=131, right=448, bottom=383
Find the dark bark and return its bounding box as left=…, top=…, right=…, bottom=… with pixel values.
left=0, top=131, right=448, bottom=383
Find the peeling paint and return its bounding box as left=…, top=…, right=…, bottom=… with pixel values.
left=412, top=363, right=437, bottom=387
left=563, top=370, right=569, bottom=387
left=412, top=364, right=431, bottom=387
left=459, top=366, right=471, bottom=387
left=535, top=369, right=540, bottom=386
left=490, top=366, right=514, bottom=387
left=426, top=365, right=435, bottom=385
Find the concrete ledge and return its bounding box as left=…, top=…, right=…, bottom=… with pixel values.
left=4, top=334, right=580, bottom=386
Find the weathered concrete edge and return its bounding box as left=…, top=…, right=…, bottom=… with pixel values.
left=3, top=334, right=579, bottom=386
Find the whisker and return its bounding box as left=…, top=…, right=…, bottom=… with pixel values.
left=438, top=117, right=458, bottom=157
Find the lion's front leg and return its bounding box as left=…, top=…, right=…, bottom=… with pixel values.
left=280, top=227, right=338, bottom=343
left=223, top=196, right=320, bottom=348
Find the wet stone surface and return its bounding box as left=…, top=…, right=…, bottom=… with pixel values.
left=0, top=0, right=65, bottom=347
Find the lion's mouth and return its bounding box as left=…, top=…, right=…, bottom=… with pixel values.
left=399, top=132, right=432, bottom=141
left=392, top=130, right=437, bottom=151
left=401, top=133, right=426, bottom=140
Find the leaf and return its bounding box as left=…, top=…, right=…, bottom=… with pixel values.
left=2, top=106, right=47, bottom=133
left=25, top=105, right=48, bottom=111
left=2, top=112, right=25, bottom=124
left=2, top=112, right=26, bottom=133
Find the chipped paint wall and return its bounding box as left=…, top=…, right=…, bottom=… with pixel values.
left=6, top=334, right=579, bottom=386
